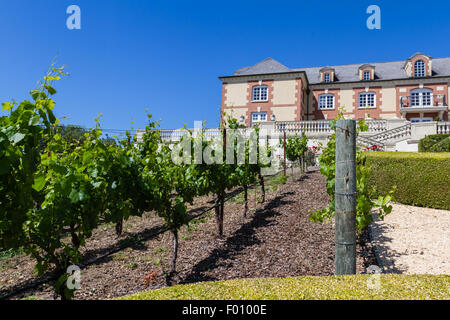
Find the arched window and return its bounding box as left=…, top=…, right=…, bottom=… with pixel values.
left=414, top=60, right=426, bottom=77
left=358, top=92, right=376, bottom=108
left=318, top=94, right=334, bottom=109
left=410, top=88, right=432, bottom=106
left=252, top=85, right=268, bottom=101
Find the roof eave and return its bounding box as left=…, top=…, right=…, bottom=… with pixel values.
left=218, top=70, right=308, bottom=82
left=308, top=75, right=450, bottom=87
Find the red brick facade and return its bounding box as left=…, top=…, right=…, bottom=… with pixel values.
left=221, top=76, right=305, bottom=127
left=351, top=86, right=383, bottom=119
left=220, top=54, right=449, bottom=125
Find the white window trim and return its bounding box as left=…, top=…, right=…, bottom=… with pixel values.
left=251, top=112, right=267, bottom=126
left=363, top=70, right=371, bottom=81
left=252, top=85, right=269, bottom=102
left=323, top=73, right=331, bottom=83
left=410, top=117, right=433, bottom=123
left=358, top=92, right=377, bottom=109
left=410, top=88, right=433, bottom=107
left=318, top=94, right=335, bottom=110
left=414, top=60, right=426, bottom=77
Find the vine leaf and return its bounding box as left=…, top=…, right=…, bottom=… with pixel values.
left=32, top=175, right=46, bottom=192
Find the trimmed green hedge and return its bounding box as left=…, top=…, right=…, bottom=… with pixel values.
left=116, top=275, right=450, bottom=300
left=366, top=152, right=450, bottom=210
left=430, top=136, right=450, bottom=152
left=418, top=134, right=450, bottom=152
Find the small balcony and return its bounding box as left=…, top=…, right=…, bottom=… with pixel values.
left=400, top=94, right=448, bottom=118
left=400, top=94, right=447, bottom=109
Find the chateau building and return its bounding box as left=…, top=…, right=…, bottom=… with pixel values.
left=219, top=53, right=449, bottom=127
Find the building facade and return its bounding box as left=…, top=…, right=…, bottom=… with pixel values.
left=219, top=53, right=449, bottom=127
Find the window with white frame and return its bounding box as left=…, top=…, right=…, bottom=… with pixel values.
left=318, top=94, right=334, bottom=109
left=251, top=112, right=267, bottom=125
left=324, top=73, right=330, bottom=83
left=363, top=70, right=371, bottom=81
left=410, top=88, right=432, bottom=106
left=414, top=60, right=426, bottom=77
left=410, top=117, right=433, bottom=123
left=358, top=92, right=376, bottom=108
left=252, top=85, right=268, bottom=101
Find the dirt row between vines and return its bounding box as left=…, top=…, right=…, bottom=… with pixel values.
left=0, top=170, right=377, bottom=300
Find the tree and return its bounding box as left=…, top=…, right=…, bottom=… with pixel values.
left=57, top=124, right=87, bottom=146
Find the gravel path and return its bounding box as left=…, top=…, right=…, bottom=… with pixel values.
left=370, top=203, right=450, bottom=275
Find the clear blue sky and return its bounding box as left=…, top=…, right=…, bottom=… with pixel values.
left=1, top=0, right=450, bottom=131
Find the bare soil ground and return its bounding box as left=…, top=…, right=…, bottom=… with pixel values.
left=0, top=169, right=377, bottom=300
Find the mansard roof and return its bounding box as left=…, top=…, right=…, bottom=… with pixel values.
left=234, top=58, right=289, bottom=76
left=358, top=64, right=375, bottom=70
left=319, top=66, right=335, bottom=72
left=226, top=55, right=450, bottom=84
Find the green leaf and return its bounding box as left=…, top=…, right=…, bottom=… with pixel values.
left=32, top=175, right=46, bottom=192
left=2, top=102, right=14, bottom=111
left=28, top=115, right=41, bottom=126
left=69, top=189, right=80, bottom=203
left=11, top=132, right=26, bottom=145
left=83, top=151, right=93, bottom=163
left=44, top=84, right=57, bottom=95
left=44, top=75, right=61, bottom=81
left=30, top=89, right=41, bottom=101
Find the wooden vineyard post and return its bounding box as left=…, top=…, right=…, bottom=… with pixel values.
left=283, top=130, right=287, bottom=177
left=334, top=119, right=356, bottom=275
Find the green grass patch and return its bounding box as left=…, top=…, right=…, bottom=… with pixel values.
left=119, top=234, right=143, bottom=247
left=366, top=152, right=450, bottom=210
left=21, top=296, right=41, bottom=300
left=0, top=248, right=23, bottom=261
left=153, top=247, right=168, bottom=254
left=181, top=234, right=193, bottom=241
left=126, top=261, right=138, bottom=269
left=116, top=275, right=449, bottom=300
left=112, top=251, right=129, bottom=261
left=266, top=173, right=287, bottom=186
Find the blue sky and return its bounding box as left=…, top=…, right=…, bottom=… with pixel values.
left=1, top=0, right=450, bottom=131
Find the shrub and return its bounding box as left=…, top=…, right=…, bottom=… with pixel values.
left=116, top=275, right=450, bottom=300
left=430, top=136, right=450, bottom=153
left=418, top=134, right=449, bottom=152
left=366, top=152, right=450, bottom=210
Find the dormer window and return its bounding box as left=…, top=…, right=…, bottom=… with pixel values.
left=405, top=53, right=432, bottom=77
left=359, top=64, right=375, bottom=81
left=320, top=67, right=335, bottom=83
left=252, top=85, right=268, bottom=101
left=414, top=59, right=426, bottom=77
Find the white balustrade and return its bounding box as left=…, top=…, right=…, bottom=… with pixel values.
left=437, top=122, right=450, bottom=134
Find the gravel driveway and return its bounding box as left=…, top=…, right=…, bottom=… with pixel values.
left=370, top=203, right=450, bottom=275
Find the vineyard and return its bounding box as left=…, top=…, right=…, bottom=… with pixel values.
left=1, top=169, right=380, bottom=300
left=1, top=66, right=393, bottom=300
